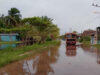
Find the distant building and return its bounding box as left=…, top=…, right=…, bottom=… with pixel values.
left=91, top=32, right=97, bottom=45
left=97, top=27, right=100, bottom=44
left=82, top=30, right=96, bottom=37
left=91, top=27, right=100, bottom=45
left=0, top=33, right=20, bottom=42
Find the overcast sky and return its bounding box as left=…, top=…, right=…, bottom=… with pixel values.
left=0, top=0, right=100, bottom=34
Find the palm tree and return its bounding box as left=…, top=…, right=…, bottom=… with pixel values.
left=7, top=8, right=21, bottom=26
left=4, top=16, right=17, bottom=27
left=22, top=16, right=59, bottom=43
left=0, top=14, right=5, bottom=28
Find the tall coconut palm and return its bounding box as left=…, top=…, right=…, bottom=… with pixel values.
left=0, top=14, right=5, bottom=28
left=7, top=8, right=22, bottom=26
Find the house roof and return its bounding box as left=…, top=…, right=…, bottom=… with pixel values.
left=0, top=33, right=19, bottom=36
left=82, top=30, right=96, bottom=36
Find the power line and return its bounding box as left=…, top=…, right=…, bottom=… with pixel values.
left=92, top=0, right=100, bottom=7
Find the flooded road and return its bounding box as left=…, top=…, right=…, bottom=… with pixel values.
left=0, top=41, right=100, bottom=75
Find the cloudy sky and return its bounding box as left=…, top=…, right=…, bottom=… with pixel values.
left=0, top=0, right=100, bottom=34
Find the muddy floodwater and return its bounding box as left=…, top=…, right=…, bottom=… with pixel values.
left=0, top=41, right=100, bottom=75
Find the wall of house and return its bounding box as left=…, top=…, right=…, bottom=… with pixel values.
left=0, top=44, right=16, bottom=49
left=91, top=33, right=97, bottom=45
left=0, top=35, right=18, bottom=42
left=91, top=36, right=94, bottom=45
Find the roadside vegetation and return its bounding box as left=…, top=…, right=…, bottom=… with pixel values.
left=79, top=36, right=100, bottom=48
left=94, top=44, right=100, bottom=49
left=0, top=7, right=60, bottom=43
left=60, top=33, right=66, bottom=40
left=0, top=40, right=60, bottom=67
left=0, top=41, right=22, bottom=44
left=78, top=36, right=91, bottom=45
left=0, top=8, right=60, bottom=67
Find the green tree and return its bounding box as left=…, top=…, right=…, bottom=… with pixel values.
left=0, top=7, right=60, bottom=43
left=72, top=31, right=77, bottom=34
left=22, top=16, right=59, bottom=43
left=8, top=8, right=21, bottom=23
left=0, top=14, right=5, bottom=28
left=3, top=8, right=22, bottom=27
left=0, top=8, right=22, bottom=28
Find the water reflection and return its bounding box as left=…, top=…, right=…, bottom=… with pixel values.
left=66, top=45, right=76, bottom=56
left=0, top=45, right=60, bottom=75
left=0, top=44, right=17, bottom=50
left=1, top=42, right=100, bottom=75
left=23, top=46, right=59, bottom=75
left=97, top=49, right=100, bottom=64
left=81, top=45, right=100, bottom=64
left=0, top=42, right=34, bottom=50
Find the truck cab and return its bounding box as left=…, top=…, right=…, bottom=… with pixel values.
left=66, top=33, right=77, bottom=45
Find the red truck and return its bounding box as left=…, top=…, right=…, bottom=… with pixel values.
left=66, top=33, right=77, bottom=45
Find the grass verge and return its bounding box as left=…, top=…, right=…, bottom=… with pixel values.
left=0, top=40, right=60, bottom=67
left=94, top=44, right=100, bottom=49
left=81, top=41, right=90, bottom=45
left=0, top=41, right=22, bottom=44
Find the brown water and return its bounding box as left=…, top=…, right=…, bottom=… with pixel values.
left=0, top=41, right=100, bottom=75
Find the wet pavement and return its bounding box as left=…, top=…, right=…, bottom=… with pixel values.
left=0, top=41, right=100, bottom=75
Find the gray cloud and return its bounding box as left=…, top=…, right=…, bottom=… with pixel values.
left=0, top=0, right=100, bottom=34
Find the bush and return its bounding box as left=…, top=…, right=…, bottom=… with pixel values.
left=46, top=37, right=52, bottom=41
left=79, top=36, right=90, bottom=42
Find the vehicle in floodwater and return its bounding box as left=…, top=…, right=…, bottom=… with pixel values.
left=66, top=33, right=77, bottom=45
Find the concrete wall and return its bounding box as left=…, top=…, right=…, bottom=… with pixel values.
left=0, top=35, right=18, bottom=42
left=91, top=33, right=97, bottom=45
